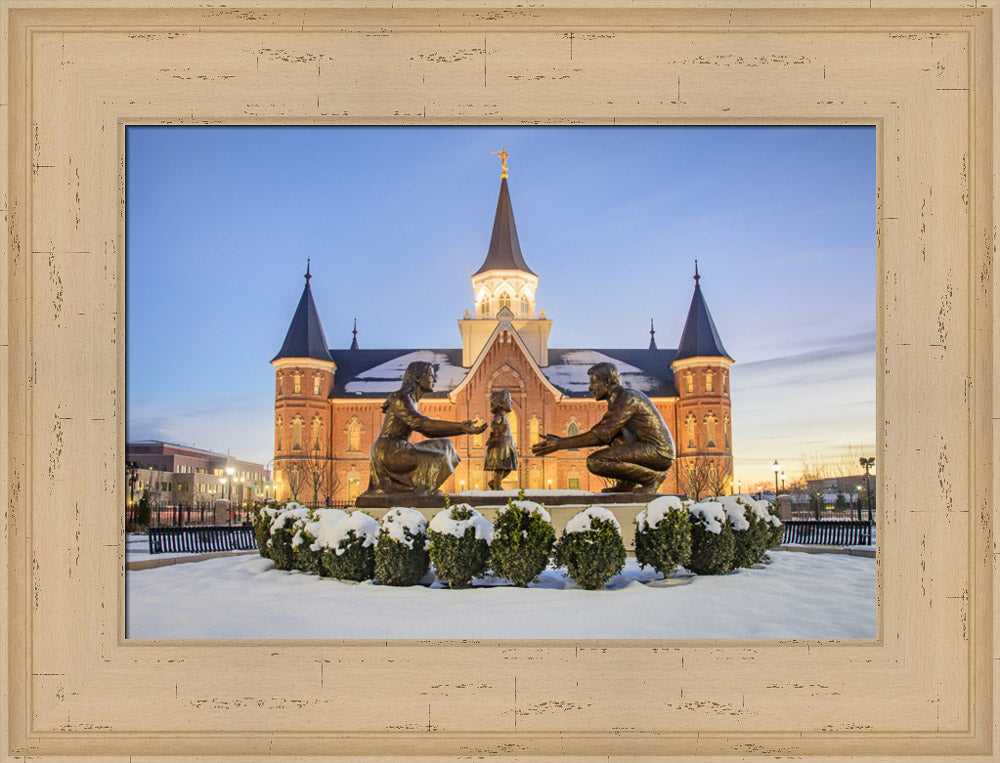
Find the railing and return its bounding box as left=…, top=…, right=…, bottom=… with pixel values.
left=782, top=520, right=874, bottom=546
left=148, top=525, right=257, bottom=554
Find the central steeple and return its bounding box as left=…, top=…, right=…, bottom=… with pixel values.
left=459, top=152, right=551, bottom=367
left=473, top=176, right=536, bottom=277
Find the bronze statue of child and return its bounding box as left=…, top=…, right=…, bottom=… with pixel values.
left=485, top=390, right=517, bottom=490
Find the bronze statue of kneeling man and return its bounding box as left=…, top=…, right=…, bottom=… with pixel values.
left=362, top=360, right=487, bottom=496
left=531, top=362, right=675, bottom=493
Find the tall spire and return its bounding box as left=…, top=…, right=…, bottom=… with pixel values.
left=473, top=161, right=535, bottom=276
left=350, top=318, right=359, bottom=350
left=649, top=318, right=657, bottom=350
left=675, top=264, right=731, bottom=360
left=272, top=262, right=333, bottom=362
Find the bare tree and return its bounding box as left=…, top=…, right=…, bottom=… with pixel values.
left=682, top=457, right=712, bottom=501
left=305, top=447, right=331, bottom=507
left=704, top=458, right=731, bottom=498
left=280, top=458, right=308, bottom=503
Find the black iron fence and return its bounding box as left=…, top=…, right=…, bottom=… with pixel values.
left=782, top=520, right=874, bottom=546
left=147, top=525, right=257, bottom=554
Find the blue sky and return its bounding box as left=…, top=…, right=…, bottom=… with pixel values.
left=126, top=125, right=875, bottom=487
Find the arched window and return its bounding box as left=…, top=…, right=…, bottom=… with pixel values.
left=313, top=375, right=322, bottom=396
left=566, top=420, right=579, bottom=451
left=705, top=371, right=714, bottom=393
left=685, top=413, right=697, bottom=449
left=528, top=415, right=540, bottom=446
left=498, top=292, right=512, bottom=312
left=722, top=371, right=729, bottom=393
left=292, top=416, right=304, bottom=450
left=705, top=412, right=718, bottom=449
left=276, top=372, right=283, bottom=395
left=311, top=416, right=323, bottom=452
left=686, top=373, right=694, bottom=394
left=293, top=373, right=302, bottom=394
left=519, top=293, right=530, bottom=316
left=479, top=295, right=490, bottom=317
left=347, top=470, right=361, bottom=501
left=275, top=416, right=283, bottom=452
left=724, top=414, right=730, bottom=448
left=346, top=417, right=363, bottom=452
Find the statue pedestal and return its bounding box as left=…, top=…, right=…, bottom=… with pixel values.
left=355, top=490, right=680, bottom=552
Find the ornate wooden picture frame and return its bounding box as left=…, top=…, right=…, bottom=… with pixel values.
left=2, top=1, right=995, bottom=758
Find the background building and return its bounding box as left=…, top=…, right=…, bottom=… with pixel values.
left=126, top=440, right=272, bottom=520
left=272, top=175, right=734, bottom=503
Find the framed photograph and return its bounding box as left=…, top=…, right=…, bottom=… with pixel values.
left=2, top=1, right=995, bottom=759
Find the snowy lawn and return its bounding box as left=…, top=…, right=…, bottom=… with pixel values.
left=126, top=550, right=875, bottom=640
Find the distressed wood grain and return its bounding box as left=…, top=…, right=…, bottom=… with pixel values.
left=0, top=1, right=996, bottom=760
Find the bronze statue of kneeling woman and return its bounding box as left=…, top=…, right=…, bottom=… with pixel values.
left=362, top=361, right=487, bottom=496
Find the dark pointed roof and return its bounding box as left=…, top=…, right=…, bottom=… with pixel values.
left=350, top=318, right=359, bottom=350
left=675, top=263, right=731, bottom=361
left=272, top=262, right=334, bottom=363
left=473, top=177, right=535, bottom=276
left=649, top=318, right=658, bottom=350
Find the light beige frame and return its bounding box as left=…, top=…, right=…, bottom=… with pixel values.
left=1, top=1, right=996, bottom=759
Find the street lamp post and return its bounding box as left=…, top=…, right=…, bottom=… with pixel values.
left=225, top=466, right=235, bottom=525
left=772, top=460, right=780, bottom=507
left=859, top=457, right=875, bottom=523
left=855, top=484, right=864, bottom=521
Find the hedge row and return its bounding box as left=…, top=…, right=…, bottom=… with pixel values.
left=251, top=494, right=784, bottom=589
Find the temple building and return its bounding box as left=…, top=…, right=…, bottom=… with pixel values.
left=271, top=171, right=733, bottom=504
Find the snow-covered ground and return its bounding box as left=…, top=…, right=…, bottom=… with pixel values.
left=126, top=550, right=875, bottom=640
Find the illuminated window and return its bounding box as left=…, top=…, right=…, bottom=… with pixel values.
left=479, top=295, right=490, bottom=316
left=685, top=413, right=696, bottom=449
left=686, top=373, right=694, bottom=394
left=293, top=373, right=302, bottom=394
left=347, top=418, right=363, bottom=452
left=705, top=371, right=714, bottom=392
left=529, top=470, right=542, bottom=489
left=724, top=414, right=730, bottom=448
left=292, top=416, right=303, bottom=450
left=498, top=293, right=512, bottom=312
left=529, top=415, right=540, bottom=446
left=705, top=412, right=718, bottom=449
left=314, top=376, right=321, bottom=395
left=347, top=477, right=361, bottom=501
left=275, top=417, right=283, bottom=452
left=566, top=420, right=579, bottom=451
left=723, top=372, right=729, bottom=393
left=519, top=293, right=530, bottom=316
left=567, top=477, right=580, bottom=490
left=311, top=416, right=323, bottom=451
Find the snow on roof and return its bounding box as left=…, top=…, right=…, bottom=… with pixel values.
left=541, top=351, right=657, bottom=394
left=344, top=350, right=469, bottom=394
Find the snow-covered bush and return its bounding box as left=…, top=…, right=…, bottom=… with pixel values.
left=267, top=503, right=311, bottom=571
left=427, top=503, right=492, bottom=588
left=766, top=506, right=784, bottom=549
left=685, top=501, right=736, bottom=575
left=634, top=495, right=691, bottom=577
left=315, top=510, right=379, bottom=582
left=717, top=495, right=772, bottom=569
left=251, top=503, right=282, bottom=558
left=489, top=497, right=555, bottom=587
left=375, top=507, right=431, bottom=586
left=553, top=506, right=626, bottom=590
left=293, top=508, right=347, bottom=575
